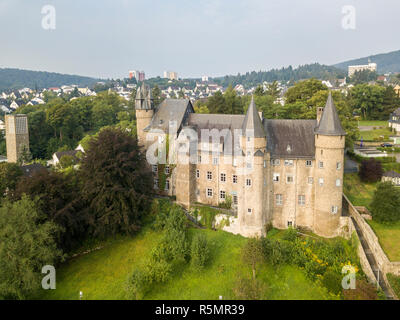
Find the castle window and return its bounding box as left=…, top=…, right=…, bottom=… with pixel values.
left=306, top=160, right=312, bottom=167
left=275, top=194, right=283, bottom=206
left=318, top=161, right=324, bottom=169
left=207, top=188, right=213, bottom=197
left=154, top=178, right=159, bottom=189
left=246, top=162, right=252, bottom=169
left=319, top=178, right=324, bottom=186
left=263, top=160, right=267, bottom=168
left=247, top=208, right=252, bottom=214
left=247, top=137, right=251, bottom=142
left=308, top=177, right=314, bottom=184
left=233, top=195, right=238, bottom=205
left=213, top=157, right=219, bottom=165
left=196, top=189, right=200, bottom=196
left=165, top=166, right=170, bottom=174
left=198, top=155, right=202, bottom=164
left=196, top=169, right=200, bottom=179
left=246, top=179, right=252, bottom=187
left=220, top=173, right=226, bottom=182
left=233, top=175, right=238, bottom=184
left=165, top=180, right=170, bottom=191
left=152, top=165, right=158, bottom=173
left=207, top=171, right=212, bottom=180
left=284, top=160, right=293, bottom=166
left=220, top=190, right=226, bottom=199
left=298, top=195, right=305, bottom=206
left=286, top=175, right=294, bottom=184
left=273, top=173, right=280, bottom=182
left=271, top=159, right=280, bottom=166
left=331, top=206, right=338, bottom=214
left=336, top=179, right=341, bottom=187
left=336, top=162, right=341, bottom=170
left=233, top=158, right=238, bottom=167
left=287, top=221, right=293, bottom=227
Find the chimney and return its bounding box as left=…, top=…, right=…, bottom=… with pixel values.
left=317, top=107, right=323, bottom=123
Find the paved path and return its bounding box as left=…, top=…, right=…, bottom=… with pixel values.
left=351, top=217, right=394, bottom=300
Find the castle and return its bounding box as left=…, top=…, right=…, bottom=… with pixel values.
left=136, top=83, right=346, bottom=238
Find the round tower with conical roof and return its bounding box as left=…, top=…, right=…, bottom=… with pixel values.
left=313, top=92, right=346, bottom=237
left=135, top=83, right=154, bottom=147
left=238, top=97, right=268, bottom=236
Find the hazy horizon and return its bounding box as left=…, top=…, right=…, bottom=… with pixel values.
left=1, top=0, right=399, bottom=79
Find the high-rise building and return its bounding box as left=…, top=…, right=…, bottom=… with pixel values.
left=5, top=114, right=29, bottom=163
left=163, top=71, right=178, bottom=80
left=129, top=70, right=145, bottom=81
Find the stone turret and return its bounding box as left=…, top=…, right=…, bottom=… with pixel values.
left=5, top=114, right=29, bottom=163
left=135, top=83, right=154, bottom=147
left=239, top=97, right=267, bottom=236
left=314, top=92, right=346, bottom=237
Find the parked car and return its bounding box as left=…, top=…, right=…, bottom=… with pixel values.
left=381, top=143, right=393, bottom=147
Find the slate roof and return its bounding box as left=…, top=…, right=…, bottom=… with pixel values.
left=55, top=150, right=80, bottom=161
left=242, top=96, right=266, bottom=138
left=149, top=99, right=194, bottom=132
left=314, top=92, right=346, bottom=136
left=264, top=119, right=317, bottom=158
left=21, top=163, right=46, bottom=177
left=383, top=170, right=400, bottom=178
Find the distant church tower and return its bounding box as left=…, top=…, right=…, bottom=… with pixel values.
left=5, top=114, right=29, bottom=163
left=314, top=92, right=346, bottom=237
left=135, top=83, right=154, bottom=147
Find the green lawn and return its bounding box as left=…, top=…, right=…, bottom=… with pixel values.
left=358, top=121, right=388, bottom=127
left=344, top=173, right=377, bottom=208
left=358, top=127, right=393, bottom=142
left=367, top=220, right=400, bottom=262
left=36, top=226, right=333, bottom=300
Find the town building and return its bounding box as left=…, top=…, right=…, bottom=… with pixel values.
left=382, top=171, right=400, bottom=186
left=136, top=83, right=346, bottom=238
left=348, top=61, right=377, bottom=77
left=163, top=71, right=178, bottom=80
left=388, top=107, right=400, bottom=132
left=5, top=114, right=29, bottom=163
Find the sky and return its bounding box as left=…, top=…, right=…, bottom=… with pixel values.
left=0, top=0, right=399, bottom=79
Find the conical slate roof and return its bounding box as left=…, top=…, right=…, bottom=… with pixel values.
left=314, top=92, right=346, bottom=136
left=242, top=96, right=266, bottom=138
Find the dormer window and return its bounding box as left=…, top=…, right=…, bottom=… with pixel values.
left=286, top=145, right=291, bottom=153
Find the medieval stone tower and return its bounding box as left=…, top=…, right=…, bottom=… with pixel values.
left=135, top=83, right=154, bottom=147
left=5, top=114, right=29, bottom=163
left=238, top=97, right=268, bottom=236
left=313, top=92, right=346, bottom=237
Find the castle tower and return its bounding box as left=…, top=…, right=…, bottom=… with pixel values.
left=314, top=92, right=346, bottom=237
left=5, top=114, right=29, bottom=163
left=239, top=97, right=267, bottom=236
left=135, top=82, right=154, bottom=147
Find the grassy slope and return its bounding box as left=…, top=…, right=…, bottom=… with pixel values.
left=344, top=173, right=400, bottom=262
left=358, top=127, right=392, bottom=141
left=37, top=227, right=332, bottom=300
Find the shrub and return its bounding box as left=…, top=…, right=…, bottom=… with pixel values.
left=218, top=195, right=232, bottom=209
left=282, top=227, right=298, bottom=242
left=145, top=259, right=172, bottom=283
left=191, top=233, right=210, bottom=270
left=321, top=269, right=343, bottom=294
left=370, top=182, right=400, bottom=222
left=359, top=158, right=383, bottom=182
left=233, top=276, right=267, bottom=300
left=242, top=238, right=264, bottom=280
left=125, top=268, right=149, bottom=300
